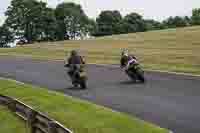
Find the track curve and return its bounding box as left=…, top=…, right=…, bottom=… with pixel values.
left=0, top=56, right=200, bottom=133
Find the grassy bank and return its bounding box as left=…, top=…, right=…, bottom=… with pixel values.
left=1, top=26, right=200, bottom=74
left=0, top=105, right=26, bottom=133
left=0, top=78, right=168, bottom=133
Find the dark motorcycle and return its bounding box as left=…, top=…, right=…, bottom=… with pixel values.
left=125, top=63, right=146, bottom=83
left=65, top=64, right=87, bottom=89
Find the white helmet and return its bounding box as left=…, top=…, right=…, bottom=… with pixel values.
left=121, top=49, right=129, bottom=57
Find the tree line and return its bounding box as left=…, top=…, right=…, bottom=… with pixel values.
left=1, top=0, right=200, bottom=47
left=94, top=9, right=200, bottom=36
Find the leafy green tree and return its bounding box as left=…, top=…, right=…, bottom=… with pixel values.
left=0, top=25, right=13, bottom=47
left=55, top=2, right=90, bottom=40
left=5, top=0, right=39, bottom=42
left=191, top=8, right=200, bottom=25
left=5, top=0, right=57, bottom=43
left=183, top=16, right=191, bottom=26
left=96, top=10, right=123, bottom=36
left=144, top=19, right=164, bottom=31
left=162, top=17, right=173, bottom=28
left=173, top=16, right=187, bottom=27
left=86, top=19, right=97, bottom=37
left=163, top=16, right=187, bottom=28
left=122, top=13, right=146, bottom=33
left=36, top=7, right=57, bottom=41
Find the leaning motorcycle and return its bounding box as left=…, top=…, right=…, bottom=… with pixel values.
left=65, top=64, right=87, bottom=89
left=125, top=63, right=146, bottom=83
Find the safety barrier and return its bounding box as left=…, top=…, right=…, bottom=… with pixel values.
left=0, top=94, right=73, bottom=133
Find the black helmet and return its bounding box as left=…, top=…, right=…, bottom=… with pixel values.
left=71, top=50, right=78, bottom=56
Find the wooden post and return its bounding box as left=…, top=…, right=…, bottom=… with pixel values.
left=27, top=109, right=37, bottom=133
left=7, top=99, right=16, bottom=112
left=48, top=121, right=58, bottom=133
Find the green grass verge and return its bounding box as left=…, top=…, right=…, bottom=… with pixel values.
left=0, top=78, right=169, bottom=133
left=0, top=105, right=26, bottom=133
left=1, top=26, right=199, bottom=74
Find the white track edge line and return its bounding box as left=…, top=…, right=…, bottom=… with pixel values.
left=89, top=63, right=200, bottom=77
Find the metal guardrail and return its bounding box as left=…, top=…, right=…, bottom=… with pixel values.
left=0, top=94, right=73, bottom=133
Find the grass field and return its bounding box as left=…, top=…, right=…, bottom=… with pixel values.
left=0, top=105, right=26, bottom=133
left=0, top=78, right=169, bottom=133
left=0, top=26, right=200, bottom=74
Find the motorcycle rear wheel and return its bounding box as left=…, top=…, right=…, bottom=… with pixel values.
left=80, top=79, right=87, bottom=89
left=135, top=68, right=145, bottom=83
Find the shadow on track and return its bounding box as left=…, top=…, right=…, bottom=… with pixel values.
left=64, top=86, right=88, bottom=91
left=119, top=80, right=146, bottom=85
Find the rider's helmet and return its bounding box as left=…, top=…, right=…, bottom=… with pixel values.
left=121, top=49, right=129, bottom=57
left=71, top=50, right=78, bottom=56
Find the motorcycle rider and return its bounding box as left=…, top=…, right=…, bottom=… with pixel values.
left=65, top=50, right=85, bottom=84
left=120, top=49, right=138, bottom=75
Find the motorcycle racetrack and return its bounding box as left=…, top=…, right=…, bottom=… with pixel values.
left=0, top=56, right=200, bottom=133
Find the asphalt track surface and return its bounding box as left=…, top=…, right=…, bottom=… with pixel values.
left=0, top=56, right=200, bottom=133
